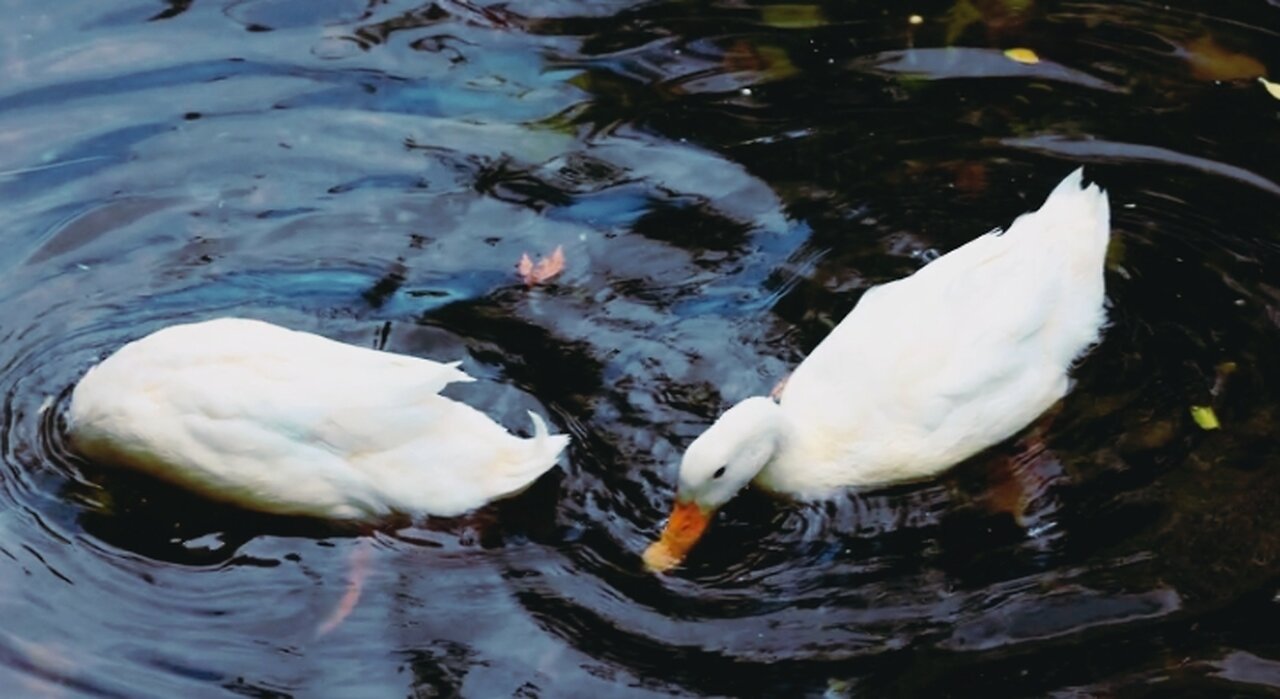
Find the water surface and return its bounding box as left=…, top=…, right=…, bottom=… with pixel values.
left=1, top=0, right=1279, bottom=696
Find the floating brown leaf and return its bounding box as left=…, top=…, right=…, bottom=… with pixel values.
left=1185, top=36, right=1265, bottom=82
left=517, top=245, right=566, bottom=286
left=723, top=41, right=799, bottom=83
left=946, top=0, right=983, bottom=44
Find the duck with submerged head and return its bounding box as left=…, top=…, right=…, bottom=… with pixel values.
left=68, top=318, right=569, bottom=521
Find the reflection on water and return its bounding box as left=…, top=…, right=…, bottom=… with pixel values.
left=0, top=0, right=1278, bottom=695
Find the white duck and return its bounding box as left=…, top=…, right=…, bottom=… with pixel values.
left=645, top=168, right=1110, bottom=571
left=68, top=318, right=569, bottom=520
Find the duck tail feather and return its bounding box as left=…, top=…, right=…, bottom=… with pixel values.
left=442, top=361, right=476, bottom=383
left=526, top=411, right=570, bottom=461
left=484, top=412, right=569, bottom=501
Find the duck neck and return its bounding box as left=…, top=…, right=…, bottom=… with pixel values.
left=752, top=399, right=799, bottom=492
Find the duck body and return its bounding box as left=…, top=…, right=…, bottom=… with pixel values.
left=68, top=318, right=568, bottom=520
left=645, top=168, right=1110, bottom=571
left=761, top=168, right=1110, bottom=496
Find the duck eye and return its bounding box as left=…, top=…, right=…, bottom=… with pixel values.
left=713, top=466, right=727, bottom=479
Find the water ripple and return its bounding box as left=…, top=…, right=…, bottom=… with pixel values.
left=0, top=0, right=1278, bottom=696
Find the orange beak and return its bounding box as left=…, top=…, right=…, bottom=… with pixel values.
left=642, top=499, right=713, bottom=573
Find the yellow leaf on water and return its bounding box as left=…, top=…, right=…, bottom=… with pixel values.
left=1190, top=405, right=1221, bottom=431
left=760, top=5, right=825, bottom=29
left=1003, top=48, right=1039, bottom=64
left=1260, top=77, right=1280, bottom=101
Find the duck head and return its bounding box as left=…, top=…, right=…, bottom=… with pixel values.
left=643, top=396, right=783, bottom=572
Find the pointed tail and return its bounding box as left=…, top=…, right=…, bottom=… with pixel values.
left=486, top=411, right=570, bottom=501
left=1036, top=167, right=1111, bottom=251
left=1030, top=168, right=1112, bottom=361
left=526, top=410, right=570, bottom=471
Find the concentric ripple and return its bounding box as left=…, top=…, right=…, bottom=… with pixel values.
left=0, top=0, right=1278, bottom=696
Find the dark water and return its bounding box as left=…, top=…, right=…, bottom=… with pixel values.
left=1, top=0, right=1279, bottom=696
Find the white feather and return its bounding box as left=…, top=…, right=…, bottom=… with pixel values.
left=681, top=169, right=1111, bottom=503
left=67, top=318, right=568, bottom=519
